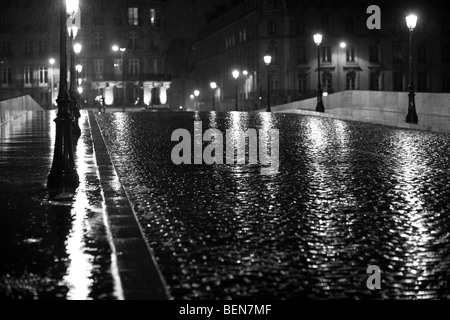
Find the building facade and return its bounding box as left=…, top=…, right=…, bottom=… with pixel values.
left=77, top=0, right=171, bottom=109
left=191, top=0, right=450, bottom=112
left=0, top=0, right=172, bottom=110
left=0, top=0, right=59, bottom=109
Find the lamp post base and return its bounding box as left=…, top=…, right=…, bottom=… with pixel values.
left=47, top=98, right=79, bottom=189
left=406, top=92, right=418, bottom=124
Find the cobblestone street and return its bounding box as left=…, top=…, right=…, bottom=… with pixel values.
left=97, top=112, right=450, bottom=300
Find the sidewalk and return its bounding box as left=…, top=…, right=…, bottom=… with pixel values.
left=0, top=110, right=169, bottom=300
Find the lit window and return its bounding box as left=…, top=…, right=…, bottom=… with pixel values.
left=346, top=47, right=355, bottom=62
left=94, top=59, right=104, bottom=78
left=346, top=72, right=356, bottom=90
left=24, top=67, right=33, bottom=86
left=39, top=67, right=48, bottom=85
left=2, top=67, right=12, bottom=86
left=150, top=9, right=156, bottom=26
left=114, top=59, right=123, bottom=75
left=128, top=7, right=139, bottom=26
left=322, top=46, right=332, bottom=63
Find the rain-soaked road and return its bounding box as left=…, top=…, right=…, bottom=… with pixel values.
left=97, top=112, right=450, bottom=300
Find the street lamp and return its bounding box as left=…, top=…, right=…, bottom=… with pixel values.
left=314, top=34, right=325, bottom=113
left=113, top=45, right=127, bottom=112
left=210, top=82, right=217, bottom=111
left=338, top=41, right=346, bottom=92
left=264, top=53, right=272, bottom=112
left=406, top=14, right=419, bottom=124
left=48, top=0, right=79, bottom=189
left=67, top=1, right=81, bottom=142
left=232, top=70, right=239, bottom=111
left=194, top=90, right=200, bottom=111
left=49, top=58, right=56, bottom=109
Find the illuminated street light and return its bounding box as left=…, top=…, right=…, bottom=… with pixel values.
left=112, top=45, right=127, bottom=112
left=314, top=33, right=325, bottom=113
left=210, top=82, right=217, bottom=111
left=406, top=14, right=419, bottom=124
left=232, top=70, right=239, bottom=111
left=264, top=53, right=272, bottom=112
left=194, top=90, right=200, bottom=111
left=340, top=42, right=347, bottom=49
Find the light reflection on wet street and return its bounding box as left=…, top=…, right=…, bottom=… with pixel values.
left=97, top=112, right=450, bottom=300
left=0, top=111, right=116, bottom=300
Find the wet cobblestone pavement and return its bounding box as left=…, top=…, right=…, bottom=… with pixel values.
left=97, top=112, right=450, bottom=300
left=0, top=111, right=117, bottom=300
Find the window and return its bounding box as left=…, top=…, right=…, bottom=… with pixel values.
left=24, top=67, right=33, bottom=86
left=417, top=45, right=426, bottom=63
left=39, top=67, right=48, bottom=85
left=393, top=45, right=403, bottom=63
left=24, top=41, right=33, bottom=58
left=114, top=59, right=123, bottom=75
left=370, top=72, right=380, bottom=90
left=417, top=72, right=427, bottom=92
left=346, top=72, right=356, bottom=90
left=2, top=67, right=12, bottom=86
left=393, top=72, right=403, bottom=91
left=268, top=19, right=278, bottom=35
left=345, top=18, right=354, bottom=33
left=346, top=47, right=355, bottom=62
left=94, top=59, right=104, bottom=78
left=242, top=28, right=247, bottom=41
left=369, top=45, right=379, bottom=63
left=94, top=32, right=103, bottom=50
left=270, top=47, right=279, bottom=63
left=322, top=46, right=332, bottom=63
left=150, top=9, right=156, bottom=26
left=129, top=59, right=139, bottom=75
left=128, top=7, right=139, bottom=26
left=322, top=72, right=332, bottom=92
left=297, top=46, right=307, bottom=64
left=298, top=74, right=307, bottom=95
left=442, top=45, right=450, bottom=63
left=129, top=32, right=138, bottom=50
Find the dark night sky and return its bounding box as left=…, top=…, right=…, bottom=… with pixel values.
left=166, top=0, right=229, bottom=39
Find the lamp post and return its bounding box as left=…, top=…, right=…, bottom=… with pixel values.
left=314, top=34, right=325, bottom=113
left=264, top=53, right=272, bottom=112
left=210, top=82, right=217, bottom=111
left=406, top=14, right=419, bottom=124
left=232, top=70, right=239, bottom=111
left=48, top=0, right=79, bottom=189
left=113, top=45, right=127, bottom=112
left=76, top=63, right=82, bottom=108
left=338, top=42, right=346, bottom=92
left=71, top=42, right=82, bottom=141
left=49, top=58, right=56, bottom=110
left=194, top=90, right=200, bottom=111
